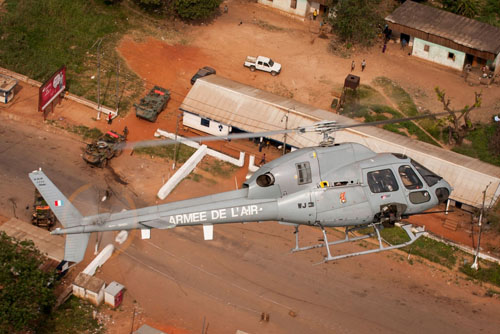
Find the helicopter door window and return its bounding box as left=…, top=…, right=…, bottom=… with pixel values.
left=398, top=165, right=423, bottom=190
left=296, top=162, right=312, bottom=185
left=367, top=169, right=399, bottom=193
left=411, top=159, right=441, bottom=187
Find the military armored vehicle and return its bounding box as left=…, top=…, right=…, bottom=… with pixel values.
left=82, top=128, right=128, bottom=167
left=134, top=86, right=170, bottom=122
left=31, top=189, right=56, bottom=229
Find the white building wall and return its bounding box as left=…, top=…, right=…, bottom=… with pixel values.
left=412, top=38, right=466, bottom=71
left=183, top=111, right=230, bottom=136
left=258, top=0, right=310, bottom=17
left=493, top=53, right=500, bottom=75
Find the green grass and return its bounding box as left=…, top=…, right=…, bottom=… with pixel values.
left=373, top=77, right=419, bottom=117
left=460, top=262, right=500, bottom=287
left=200, top=160, right=236, bottom=177
left=68, top=125, right=103, bottom=140
left=380, top=227, right=458, bottom=268
left=37, top=296, right=104, bottom=334
left=0, top=0, right=144, bottom=116
left=451, top=124, right=500, bottom=167
left=133, top=143, right=196, bottom=163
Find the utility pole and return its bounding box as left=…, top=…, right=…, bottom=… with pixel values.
left=281, top=110, right=290, bottom=155
left=172, top=111, right=181, bottom=170
left=96, top=39, right=102, bottom=120
left=471, top=182, right=491, bottom=270
left=115, top=60, right=120, bottom=113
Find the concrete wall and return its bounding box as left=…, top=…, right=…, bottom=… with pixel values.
left=157, top=145, right=208, bottom=200
left=258, top=0, right=310, bottom=18
left=412, top=38, right=465, bottom=71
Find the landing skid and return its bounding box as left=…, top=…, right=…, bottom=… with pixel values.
left=291, top=223, right=425, bottom=263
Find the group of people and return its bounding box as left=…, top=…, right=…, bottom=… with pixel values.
left=351, top=59, right=367, bottom=72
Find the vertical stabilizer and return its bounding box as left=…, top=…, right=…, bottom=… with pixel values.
left=29, top=169, right=89, bottom=263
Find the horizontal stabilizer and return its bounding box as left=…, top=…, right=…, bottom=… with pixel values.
left=65, top=233, right=91, bottom=263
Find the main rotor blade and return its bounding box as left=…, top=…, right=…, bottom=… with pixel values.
left=337, top=112, right=449, bottom=129
left=129, top=128, right=300, bottom=149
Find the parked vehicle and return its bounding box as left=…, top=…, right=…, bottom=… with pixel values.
left=82, top=128, right=128, bottom=167
left=191, top=66, right=216, bottom=85
left=31, top=189, right=56, bottom=229
left=134, top=86, right=170, bottom=122
left=244, top=56, right=281, bottom=76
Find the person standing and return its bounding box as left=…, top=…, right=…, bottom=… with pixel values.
left=313, top=9, right=318, bottom=21
left=351, top=60, right=355, bottom=72
left=361, top=59, right=366, bottom=72
left=382, top=43, right=387, bottom=53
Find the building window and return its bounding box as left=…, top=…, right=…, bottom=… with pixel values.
left=290, top=0, right=297, bottom=9
left=296, top=162, right=312, bottom=185
left=448, top=52, right=455, bottom=61
left=200, top=118, right=210, bottom=127
left=424, top=44, right=430, bottom=52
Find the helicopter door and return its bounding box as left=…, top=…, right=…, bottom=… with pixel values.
left=397, top=165, right=432, bottom=211
left=364, top=167, right=408, bottom=213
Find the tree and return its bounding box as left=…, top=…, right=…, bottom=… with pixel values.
left=326, top=0, right=383, bottom=46
left=174, top=0, right=222, bottom=21
left=0, top=232, right=56, bottom=332
left=435, top=87, right=482, bottom=146
left=489, top=123, right=500, bottom=156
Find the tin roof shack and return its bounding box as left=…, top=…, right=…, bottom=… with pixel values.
left=104, top=281, right=125, bottom=309
left=73, top=272, right=105, bottom=306
left=385, top=1, right=500, bottom=74
left=0, top=74, right=18, bottom=104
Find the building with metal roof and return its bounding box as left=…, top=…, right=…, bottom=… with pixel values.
left=180, top=75, right=500, bottom=209
left=385, top=1, right=500, bottom=73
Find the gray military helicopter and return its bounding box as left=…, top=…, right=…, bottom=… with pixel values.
left=29, top=115, right=452, bottom=265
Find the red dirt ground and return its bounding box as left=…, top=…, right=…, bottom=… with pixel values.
left=2, top=1, right=500, bottom=333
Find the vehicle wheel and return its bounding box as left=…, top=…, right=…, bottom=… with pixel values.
left=271, top=71, right=277, bottom=76
left=250, top=66, right=256, bottom=72
left=100, top=158, right=108, bottom=168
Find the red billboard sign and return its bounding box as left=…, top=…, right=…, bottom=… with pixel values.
left=39, top=66, right=66, bottom=112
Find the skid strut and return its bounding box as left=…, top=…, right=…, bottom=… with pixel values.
left=291, top=223, right=425, bottom=263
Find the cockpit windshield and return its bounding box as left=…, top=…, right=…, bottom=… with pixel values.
left=411, top=159, right=441, bottom=187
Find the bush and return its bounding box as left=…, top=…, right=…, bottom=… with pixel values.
left=174, top=0, right=222, bottom=21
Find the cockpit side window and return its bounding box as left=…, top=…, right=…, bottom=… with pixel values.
left=398, top=165, right=423, bottom=190
left=411, top=159, right=441, bottom=187
left=296, top=162, right=312, bottom=185
left=367, top=169, right=399, bottom=193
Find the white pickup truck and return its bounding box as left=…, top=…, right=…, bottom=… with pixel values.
left=244, top=56, right=281, bottom=76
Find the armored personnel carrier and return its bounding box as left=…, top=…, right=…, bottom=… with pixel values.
left=82, top=128, right=128, bottom=167
left=134, top=86, right=170, bottom=122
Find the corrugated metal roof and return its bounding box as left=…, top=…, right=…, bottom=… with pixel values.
left=180, top=75, right=500, bottom=207
left=180, top=75, right=325, bottom=147
left=385, top=1, right=500, bottom=55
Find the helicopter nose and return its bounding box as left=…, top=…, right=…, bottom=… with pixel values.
left=435, top=180, right=452, bottom=203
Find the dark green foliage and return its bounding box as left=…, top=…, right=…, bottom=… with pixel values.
left=68, top=125, right=103, bottom=140
left=174, top=0, right=222, bottom=21
left=441, top=0, right=479, bottom=18
left=0, top=232, right=56, bottom=332
left=327, top=0, right=384, bottom=46
left=0, top=0, right=127, bottom=81
left=37, top=297, right=105, bottom=334
left=440, top=0, right=500, bottom=26
left=460, top=262, right=500, bottom=287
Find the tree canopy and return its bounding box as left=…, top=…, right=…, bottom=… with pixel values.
left=0, top=232, right=56, bottom=332
left=327, top=0, right=384, bottom=46
left=174, top=0, right=222, bottom=20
